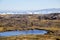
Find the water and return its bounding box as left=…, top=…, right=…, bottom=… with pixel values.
left=0, top=30, right=47, bottom=36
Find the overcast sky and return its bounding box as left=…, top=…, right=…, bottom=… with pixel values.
left=0, top=0, right=60, bottom=11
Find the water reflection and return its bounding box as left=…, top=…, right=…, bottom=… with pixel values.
left=0, top=30, right=47, bottom=36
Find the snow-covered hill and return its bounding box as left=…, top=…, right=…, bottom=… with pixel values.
left=0, top=8, right=60, bottom=14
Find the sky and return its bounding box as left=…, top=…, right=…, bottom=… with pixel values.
left=0, top=0, right=60, bottom=11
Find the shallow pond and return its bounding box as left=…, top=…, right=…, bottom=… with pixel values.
left=0, top=30, right=47, bottom=36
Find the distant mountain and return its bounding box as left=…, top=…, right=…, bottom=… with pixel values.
left=0, top=8, right=60, bottom=14
left=29, top=8, right=60, bottom=14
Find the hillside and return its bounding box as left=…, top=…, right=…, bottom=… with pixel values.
left=0, top=13, right=60, bottom=40
left=0, top=13, right=60, bottom=31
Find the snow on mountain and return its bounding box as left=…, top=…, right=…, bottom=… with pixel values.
left=0, top=8, right=60, bottom=14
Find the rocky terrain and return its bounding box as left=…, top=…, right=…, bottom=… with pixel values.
left=0, top=13, right=60, bottom=40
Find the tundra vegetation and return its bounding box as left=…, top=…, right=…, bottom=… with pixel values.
left=0, top=13, right=60, bottom=40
